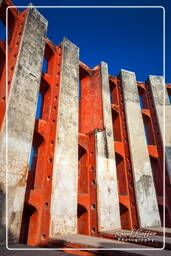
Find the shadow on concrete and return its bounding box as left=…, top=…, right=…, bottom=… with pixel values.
left=0, top=188, right=16, bottom=255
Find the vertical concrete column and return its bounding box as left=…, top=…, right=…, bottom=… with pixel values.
left=149, top=76, right=171, bottom=175
left=95, top=62, right=121, bottom=232
left=120, top=69, right=161, bottom=228
left=50, top=38, right=79, bottom=237
left=0, top=7, right=47, bottom=243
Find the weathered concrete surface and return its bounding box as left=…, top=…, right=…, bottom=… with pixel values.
left=49, top=234, right=171, bottom=255
left=120, top=70, right=161, bottom=228
left=50, top=38, right=79, bottom=237
left=95, top=130, right=121, bottom=232
left=0, top=7, right=47, bottom=243
left=148, top=75, right=171, bottom=176
left=1, top=243, right=76, bottom=256
left=94, top=62, right=121, bottom=232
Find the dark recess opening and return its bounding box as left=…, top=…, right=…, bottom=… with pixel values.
left=137, top=86, right=148, bottom=109
left=158, top=205, right=171, bottom=227
left=78, top=145, right=88, bottom=193
left=109, top=80, right=118, bottom=104
left=77, top=204, right=88, bottom=235
left=166, top=87, right=171, bottom=104
left=115, top=153, right=127, bottom=194
left=142, top=114, right=155, bottom=145
left=112, top=109, right=122, bottom=141
left=20, top=204, right=37, bottom=244
left=119, top=203, right=131, bottom=230
left=0, top=46, right=5, bottom=80
left=149, top=156, right=163, bottom=196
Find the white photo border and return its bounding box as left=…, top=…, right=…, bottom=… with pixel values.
left=6, top=5, right=166, bottom=251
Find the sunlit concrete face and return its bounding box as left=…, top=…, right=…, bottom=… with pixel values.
left=0, top=7, right=47, bottom=243
left=95, top=62, right=121, bottom=232
left=149, top=75, right=171, bottom=176
left=95, top=130, right=121, bottom=231
left=121, top=69, right=161, bottom=228
left=50, top=38, right=79, bottom=237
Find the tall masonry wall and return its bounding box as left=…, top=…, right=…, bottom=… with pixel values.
left=0, top=2, right=47, bottom=244
left=0, top=0, right=171, bottom=247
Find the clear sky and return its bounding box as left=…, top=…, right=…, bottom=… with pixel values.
left=0, top=0, right=170, bottom=82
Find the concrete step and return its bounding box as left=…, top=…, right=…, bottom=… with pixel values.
left=49, top=234, right=171, bottom=256
left=1, top=243, right=76, bottom=256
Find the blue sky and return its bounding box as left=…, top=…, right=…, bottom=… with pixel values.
left=0, top=0, right=170, bottom=82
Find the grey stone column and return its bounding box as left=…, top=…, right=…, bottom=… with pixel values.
left=50, top=38, right=79, bottom=237
left=95, top=62, right=121, bottom=232
left=0, top=7, right=47, bottom=243
left=148, top=76, right=171, bottom=176
left=120, top=69, right=161, bottom=228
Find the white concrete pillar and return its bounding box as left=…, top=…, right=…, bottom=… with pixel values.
left=120, top=69, right=161, bottom=228
left=50, top=38, right=79, bottom=237
left=149, top=75, right=171, bottom=176
left=95, top=62, right=121, bottom=232
left=0, top=7, right=47, bottom=243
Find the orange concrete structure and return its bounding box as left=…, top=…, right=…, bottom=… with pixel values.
left=0, top=0, right=171, bottom=254
left=0, top=0, right=27, bottom=130
left=20, top=39, right=62, bottom=246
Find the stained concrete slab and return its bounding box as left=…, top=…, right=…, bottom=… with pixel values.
left=50, top=38, right=79, bottom=237
left=50, top=234, right=171, bottom=255
left=148, top=75, right=171, bottom=176
left=94, top=62, right=121, bottom=232
left=1, top=243, right=76, bottom=256
left=120, top=70, right=161, bottom=228
left=0, top=7, right=47, bottom=243
left=95, top=130, right=121, bottom=232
